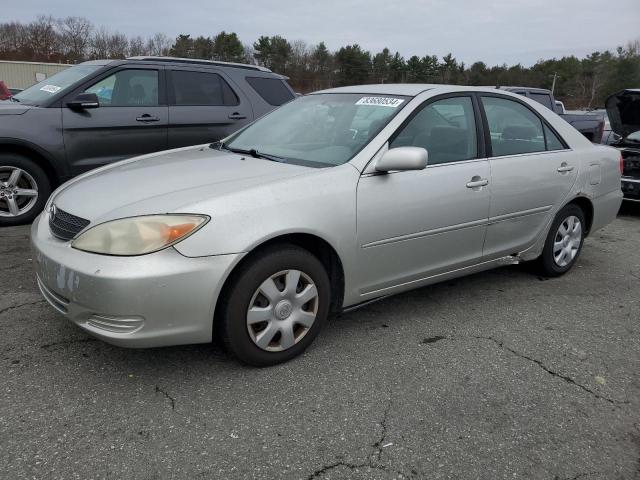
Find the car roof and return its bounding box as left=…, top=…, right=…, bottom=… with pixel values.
left=497, top=86, right=550, bottom=92
left=79, top=59, right=114, bottom=66
left=126, top=56, right=272, bottom=72
left=82, top=57, right=280, bottom=75
left=311, top=84, right=528, bottom=97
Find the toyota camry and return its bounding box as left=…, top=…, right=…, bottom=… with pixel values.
left=32, top=84, right=622, bottom=366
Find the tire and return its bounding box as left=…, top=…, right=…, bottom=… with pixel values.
left=219, top=245, right=331, bottom=367
left=534, top=204, right=586, bottom=277
left=0, top=154, right=51, bottom=226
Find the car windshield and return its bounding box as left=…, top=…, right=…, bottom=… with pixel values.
left=13, top=64, right=101, bottom=106
left=223, top=93, right=409, bottom=167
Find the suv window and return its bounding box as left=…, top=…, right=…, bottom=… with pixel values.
left=482, top=96, right=545, bottom=156
left=529, top=92, right=553, bottom=110
left=245, top=77, right=295, bottom=106
left=85, top=69, right=159, bottom=107
left=170, top=70, right=238, bottom=106
left=390, top=96, right=477, bottom=165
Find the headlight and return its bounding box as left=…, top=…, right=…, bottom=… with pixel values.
left=71, top=214, right=209, bottom=256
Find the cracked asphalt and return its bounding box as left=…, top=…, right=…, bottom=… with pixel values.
left=1, top=204, right=640, bottom=480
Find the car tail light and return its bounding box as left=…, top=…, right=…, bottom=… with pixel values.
left=620, top=153, right=624, bottom=175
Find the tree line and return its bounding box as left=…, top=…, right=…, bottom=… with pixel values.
left=1, top=15, right=639, bottom=108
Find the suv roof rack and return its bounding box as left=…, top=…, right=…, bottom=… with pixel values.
left=127, top=56, right=271, bottom=72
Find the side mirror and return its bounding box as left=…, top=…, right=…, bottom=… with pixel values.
left=375, top=147, right=428, bottom=172
left=67, top=92, right=99, bottom=110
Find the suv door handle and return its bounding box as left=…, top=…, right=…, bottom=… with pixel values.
left=466, top=177, right=489, bottom=188
left=557, top=163, right=574, bottom=173
left=228, top=112, right=247, bottom=120
left=136, top=114, right=160, bottom=122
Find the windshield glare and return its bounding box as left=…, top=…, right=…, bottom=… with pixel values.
left=14, top=64, right=101, bottom=106
left=225, top=93, right=409, bottom=167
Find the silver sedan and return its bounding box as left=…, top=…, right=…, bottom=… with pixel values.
left=32, top=85, right=622, bottom=366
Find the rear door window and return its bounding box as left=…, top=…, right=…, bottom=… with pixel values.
left=481, top=96, right=545, bottom=156
left=245, top=77, right=295, bottom=106
left=169, top=70, right=238, bottom=106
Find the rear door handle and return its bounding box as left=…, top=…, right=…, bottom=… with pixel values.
left=557, top=164, right=574, bottom=173
left=228, top=112, right=247, bottom=120
left=466, top=177, right=489, bottom=188
left=136, top=114, right=160, bottom=122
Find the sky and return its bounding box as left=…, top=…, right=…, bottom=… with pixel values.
left=5, top=0, right=640, bottom=66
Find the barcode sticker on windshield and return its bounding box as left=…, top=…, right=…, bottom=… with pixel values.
left=355, top=97, right=404, bottom=108
left=40, top=85, right=61, bottom=93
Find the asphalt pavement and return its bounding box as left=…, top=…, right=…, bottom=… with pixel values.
left=1, top=204, right=639, bottom=480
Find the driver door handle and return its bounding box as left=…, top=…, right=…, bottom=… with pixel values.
left=228, top=112, right=247, bottom=120
left=136, top=114, right=160, bottom=122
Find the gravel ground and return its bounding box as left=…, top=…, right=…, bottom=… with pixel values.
left=1, top=204, right=639, bottom=480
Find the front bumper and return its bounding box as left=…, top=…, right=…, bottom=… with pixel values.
left=31, top=213, right=242, bottom=348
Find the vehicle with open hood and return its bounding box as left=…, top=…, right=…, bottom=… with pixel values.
left=606, top=89, right=640, bottom=202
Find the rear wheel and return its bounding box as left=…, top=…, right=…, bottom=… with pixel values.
left=534, top=204, right=586, bottom=277
left=219, top=245, right=330, bottom=367
left=0, top=154, right=51, bottom=226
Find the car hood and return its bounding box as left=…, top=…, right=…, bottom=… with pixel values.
left=52, top=145, right=311, bottom=222
left=605, top=89, right=640, bottom=138
left=0, top=101, right=33, bottom=115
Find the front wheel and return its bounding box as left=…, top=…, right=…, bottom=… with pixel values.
left=534, top=204, right=586, bottom=277
left=219, top=245, right=331, bottom=367
left=0, top=154, right=51, bottom=226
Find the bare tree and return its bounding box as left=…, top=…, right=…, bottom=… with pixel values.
left=243, top=44, right=256, bottom=64
left=25, top=15, right=60, bottom=61
left=58, top=16, right=92, bottom=62
left=146, top=32, right=170, bottom=56
left=107, top=32, right=128, bottom=58
left=0, top=22, right=28, bottom=59
left=90, top=26, right=110, bottom=59
left=128, top=36, right=147, bottom=56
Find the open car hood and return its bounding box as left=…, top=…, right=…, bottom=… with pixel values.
left=605, top=89, right=640, bottom=138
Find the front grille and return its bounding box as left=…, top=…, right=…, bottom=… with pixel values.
left=49, top=206, right=90, bottom=241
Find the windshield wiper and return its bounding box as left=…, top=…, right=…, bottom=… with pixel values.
left=8, top=96, right=20, bottom=103
left=225, top=146, right=287, bottom=163
left=209, top=141, right=288, bottom=163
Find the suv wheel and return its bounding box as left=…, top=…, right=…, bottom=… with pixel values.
left=0, top=154, right=51, bottom=226
left=219, top=245, right=331, bottom=367
left=534, top=204, right=586, bottom=277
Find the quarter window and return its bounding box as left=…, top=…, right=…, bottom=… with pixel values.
left=170, top=70, right=238, bottom=106
left=545, top=125, right=565, bottom=151
left=390, top=96, right=478, bottom=165
left=85, top=69, right=159, bottom=107
left=245, top=77, right=295, bottom=106
left=481, top=96, right=545, bottom=156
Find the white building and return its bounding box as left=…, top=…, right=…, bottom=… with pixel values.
left=0, top=60, right=71, bottom=90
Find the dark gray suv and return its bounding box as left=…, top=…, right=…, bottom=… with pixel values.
left=0, top=56, right=295, bottom=225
